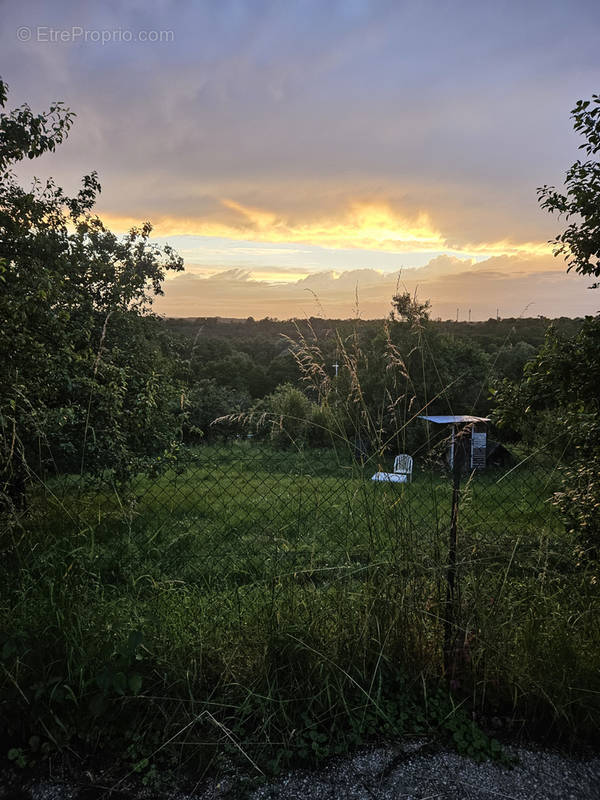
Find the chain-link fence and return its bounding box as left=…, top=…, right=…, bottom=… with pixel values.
left=4, top=426, right=599, bottom=764
left=25, top=432, right=566, bottom=647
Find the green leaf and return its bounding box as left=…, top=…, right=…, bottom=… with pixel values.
left=113, top=671, right=127, bottom=695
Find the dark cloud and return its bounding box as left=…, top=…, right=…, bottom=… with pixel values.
left=3, top=0, right=600, bottom=251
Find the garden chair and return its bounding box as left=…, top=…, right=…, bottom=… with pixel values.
left=371, top=454, right=413, bottom=483
left=393, top=454, right=413, bottom=483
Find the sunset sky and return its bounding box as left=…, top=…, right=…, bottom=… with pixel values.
left=4, top=0, right=600, bottom=319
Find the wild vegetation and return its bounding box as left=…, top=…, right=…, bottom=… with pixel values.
left=1, top=77, right=600, bottom=785
left=165, top=313, right=582, bottom=424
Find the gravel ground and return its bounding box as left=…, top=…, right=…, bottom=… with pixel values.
left=249, top=742, right=600, bottom=800
left=2, top=741, right=599, bottom=800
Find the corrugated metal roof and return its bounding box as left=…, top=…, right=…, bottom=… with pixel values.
left=419, top=415, right=490, bottom=424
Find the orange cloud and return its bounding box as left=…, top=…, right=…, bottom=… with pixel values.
left=98, top=199, right=553, bottom=260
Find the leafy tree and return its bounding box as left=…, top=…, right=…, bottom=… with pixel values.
left=391, top=290, right=431, bottom=326
left=0, top=77, right=183, bottom=505
left=494, top=316, right=600, bottom=558
left=490, top=341, right=536, bottom=383
left=198, top=351, right=269, bottom=397
left=0, top=79, right=74, bottom=171
left=265, top=350, right=300, bottom=393
left=493, top=95, right=600, bottom=559
left=493, top=317, right=600, bottom=438
left=538, top=95, right=600, bottom=286
left=254, top=383, right=335, bottom=448
left=524, top=95, right=600, bottom=556
left=257, top=383, right=314, bottom=447
left=183, top=379, right=250, bottom=442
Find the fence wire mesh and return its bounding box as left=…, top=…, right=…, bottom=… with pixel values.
left=25, top=434, right=566, bottom=617
left=4, top=423, right=600, bottom=765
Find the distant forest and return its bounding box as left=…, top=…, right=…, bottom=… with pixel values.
left=166, top=313, right=584, bottom=401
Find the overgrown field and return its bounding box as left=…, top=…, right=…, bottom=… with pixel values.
left=1, top=443, right=599, bottom=777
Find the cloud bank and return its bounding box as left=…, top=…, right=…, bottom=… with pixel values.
left=4, top=0, right=600, bottom=259
left=154, top=254, right=600, bottom=320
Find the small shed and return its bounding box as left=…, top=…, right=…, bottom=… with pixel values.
left=419, top=415, right=490, bottom=470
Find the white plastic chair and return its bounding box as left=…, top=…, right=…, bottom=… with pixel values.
left=393, top=454, right=413, bottom=483
left=371, top=454, right=413, bottom=484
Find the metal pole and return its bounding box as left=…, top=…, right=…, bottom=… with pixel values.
left=444, top=428, right=463, bottom=679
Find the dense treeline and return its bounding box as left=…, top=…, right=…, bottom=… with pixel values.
left=167, top=313, right=585, bottom=400
left=168, top=313, right=584, bottom=348
left=164, top=313, right=586, bottom=447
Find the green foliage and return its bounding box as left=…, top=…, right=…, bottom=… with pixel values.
left=490, top=340, right=536, bottom=383
left=0, top=78, right=74, bottom=171
left=538, top=95, right=600, bottom=285
left=0, top=76, right=184, bottom=501
left=391, top=290, right=431, bottom=326
left=493, top=316, right=600, bottom=443
left=493, top=316, right=600, bottom=559
left=554, top=445, right=600, bottom=564
left=183, top=379, right=250, bottom=441
left=93, top=630, right=145, bottom=706
left=424, top=690, right=508, bottom=763
left=193, top=348, right=269, bottom=397
left=1, top=443, right=598, bottom=776
left=255, top=383, right=336, bottom=448
left=166, top=314, right=585, bottom=460
left=7, top=747, right=28, bottom=769
left=178, top=328, right=299, bottom=401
